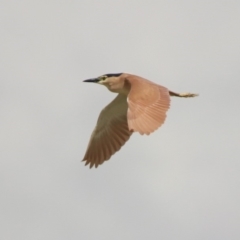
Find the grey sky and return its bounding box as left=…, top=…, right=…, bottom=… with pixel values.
left=1, top=1, right=240, bottom=239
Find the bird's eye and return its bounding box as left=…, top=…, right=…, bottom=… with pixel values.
left=100, top=76, right=107, bottom=81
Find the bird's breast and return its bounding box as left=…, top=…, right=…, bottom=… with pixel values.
left=107, top=83, right=130, bottom=96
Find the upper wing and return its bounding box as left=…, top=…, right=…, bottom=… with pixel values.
left=82, top=94, right=133, bottom=168
left=126, top=75, right=171, bottom=135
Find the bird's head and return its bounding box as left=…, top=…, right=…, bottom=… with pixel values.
left=83, top=73, right=123, bottom=86
left=83, top=73, right=131, bottom=94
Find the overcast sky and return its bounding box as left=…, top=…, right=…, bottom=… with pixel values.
left=1, top=1, right=240, bottom=239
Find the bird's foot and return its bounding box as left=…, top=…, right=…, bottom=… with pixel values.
left=179, top=92, right=198, bottom=98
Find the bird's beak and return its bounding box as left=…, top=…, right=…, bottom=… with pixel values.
left=83, top=78, right=99, bottom=83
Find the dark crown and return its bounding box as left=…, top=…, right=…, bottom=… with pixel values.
left=104, top=73, right=122, bottom=77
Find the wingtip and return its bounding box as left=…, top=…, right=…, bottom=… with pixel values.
left=82, top=158, right=99, bottom=169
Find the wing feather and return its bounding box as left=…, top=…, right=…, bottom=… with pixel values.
left=126, top=75, right=171, bottom=135
left=82, top=94, right=132, bottom=168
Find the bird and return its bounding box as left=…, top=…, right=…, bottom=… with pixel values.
left=82, top=73, right=198, bottom=168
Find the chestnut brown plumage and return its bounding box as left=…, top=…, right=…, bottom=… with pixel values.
left=82, top=73, right=198, bottom=168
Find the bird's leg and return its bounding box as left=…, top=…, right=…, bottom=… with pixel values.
left=169, top=91, right=198, bottom=98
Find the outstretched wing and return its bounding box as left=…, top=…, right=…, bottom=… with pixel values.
left=82, top=94, right=133, bottom=168
left=126, top=75, right=171, bottom=135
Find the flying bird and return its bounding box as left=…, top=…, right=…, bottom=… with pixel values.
left=82, top=73, right=198, bottom=168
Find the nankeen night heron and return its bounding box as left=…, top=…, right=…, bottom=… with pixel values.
left=82, top=73, right=198, bottom=168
